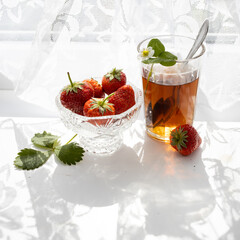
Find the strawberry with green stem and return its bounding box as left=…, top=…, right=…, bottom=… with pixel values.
left=83, top=93, right=115, bottom=117
left=60, top=72, right=94, bottom=115
left=170, top=124, right=202, bottom=156
left=102, top=68, right=126, bottom=95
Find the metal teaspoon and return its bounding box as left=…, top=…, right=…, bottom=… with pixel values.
left=183, top=19, right=209, bottom=67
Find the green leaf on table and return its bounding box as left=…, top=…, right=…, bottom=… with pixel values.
left=54, top=142, right=85, bottom=165
left=14, top=148, right=53, bottom=170
left=31, top=131, right=60, bottom=149
left=147, top=38, right=165, bottom=57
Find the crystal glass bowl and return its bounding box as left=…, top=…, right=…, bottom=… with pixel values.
left=55, top=83, right=143, bottom=154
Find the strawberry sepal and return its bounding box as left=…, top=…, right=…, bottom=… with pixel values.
left=86, top=97, right=115, bottom=116
left=63, top=82, right=84, bottom=94
left=105, top=68, right=123, bottom=81
left=170, top=127, right=188, bottom=151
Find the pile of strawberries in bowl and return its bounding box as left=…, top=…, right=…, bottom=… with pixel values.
left=56, top=68, right=143, bottom=154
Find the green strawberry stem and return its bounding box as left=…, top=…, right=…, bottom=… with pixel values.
left=102, top=92, right=115, bottom=105
left=67, top=72, right=74, bottom=87
left=65, top=133, right=78, bottom=145
left=112, top=68, right=118, bottom=76
left=90, top=93, right=115, bottom=115
left=144, top=63, right=154, bottom=96
left=96, top=92, right=115, bottom=108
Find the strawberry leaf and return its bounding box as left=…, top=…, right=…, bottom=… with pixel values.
left=147, top=38, right=165, bottom=57
left=31, top=131, right=60, bottom=149
left=159, top=51, right=178, bottom=66
left=14, top=149, right=53, bottom=170
left=54, top=142, right=84, bottom=165
left=143, top=52, right=177, bottom=66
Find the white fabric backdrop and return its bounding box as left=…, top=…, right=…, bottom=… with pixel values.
left=0, top=0, right=239, bottom=120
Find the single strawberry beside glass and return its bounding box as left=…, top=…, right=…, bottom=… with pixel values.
left=170, top=124, right=202, bottom=156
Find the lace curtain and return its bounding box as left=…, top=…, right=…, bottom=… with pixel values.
left=1, top=0, right=240, bottom=119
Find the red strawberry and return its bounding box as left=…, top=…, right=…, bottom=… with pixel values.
left=83, top=78, right=105, bottom=98
left=108, top=85, right=135, bottom=114
left=83, top=94, right=115, bottom=117
left=170, top=124, right=202, bottom=156
left=102, top=68, right=126, bottom=95
left=60, top=72, right=94, bottom=115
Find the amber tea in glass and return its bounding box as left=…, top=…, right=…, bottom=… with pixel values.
left=138, top=35, right=205, bottom=142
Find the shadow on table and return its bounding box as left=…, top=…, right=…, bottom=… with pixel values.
left=11, top=119, right=240, bottom=240
left=52, top=144, right=144, bottom=207
left=121, top=133, right=215, bottom=240
left=51, top=130, right=216, bottom=240
left=202, top=158, right=240, bottom=240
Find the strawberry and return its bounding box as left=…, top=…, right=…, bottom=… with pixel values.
left=170, top=124, right=202, bottom=156
left=102, top=68, right=126, bottom=94
left=83, top=94, right=115, bottom=117
left=60, top=72, right=94, bottom=115
left=108, top=85, right=135, bottom=114
left=83, top=78, right=105, bottom=98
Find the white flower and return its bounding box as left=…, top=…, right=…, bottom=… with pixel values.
left=138, top=46, right=154, bottom=60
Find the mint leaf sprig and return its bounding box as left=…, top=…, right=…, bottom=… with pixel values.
left=14, top=131, right=84, bottom=170
left=142, top=39, right=178, bottom=66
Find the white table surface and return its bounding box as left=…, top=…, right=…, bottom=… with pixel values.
left=1, top=96, right=240, bottom=240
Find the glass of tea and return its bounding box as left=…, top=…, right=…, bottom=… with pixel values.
left=137, top=35, right=205, bottom=142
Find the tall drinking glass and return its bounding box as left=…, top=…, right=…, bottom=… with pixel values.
left=137, top=35, right=205, bottom=142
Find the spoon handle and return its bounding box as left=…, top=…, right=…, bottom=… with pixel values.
left=185, top=19, right=209, bottom=60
